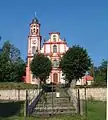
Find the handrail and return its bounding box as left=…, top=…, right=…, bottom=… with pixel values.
left=28, top=89, right=44, bottom=114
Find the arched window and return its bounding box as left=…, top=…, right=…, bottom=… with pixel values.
left=53, top=35, right=56, bottom=42
left=53, top=35, right=56, bottom=37
left=53, top=73, right=58, bottom=83
left=32, top=46, right=36, bottom=54
left=36, top=29, right=39, bottom=34
left=53, top=45, right=57, bottom=53
left=32, top=74, right=35, bottom=79
left=53, top=37, right=56, bottom=42
left=32, top=74, right=36, bottom=81
left=33, top=28, right=35, bottom=32
left=31, top=29, right=33, bottom=35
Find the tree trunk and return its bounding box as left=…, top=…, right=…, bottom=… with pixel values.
left=70, top=79, right=76, bottom=88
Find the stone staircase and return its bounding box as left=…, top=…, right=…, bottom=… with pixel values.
left=32, top=85, right=76, bottom=116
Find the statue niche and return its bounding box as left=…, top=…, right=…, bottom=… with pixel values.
left=53, top=60, right=59, bottom=68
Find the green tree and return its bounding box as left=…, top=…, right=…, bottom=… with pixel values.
left=0, top=41, right=11, bottom=82
left=30, top=53, right=52, bottom=84
left=9, top=57, right=26, bottom=82
left=10, top=44, right=20, bottom=62
left=0, top=41, right=25, bottom=82
left=88, top=64, right=95, bottom=77
left=94, top=59, right=107, bottom=85
left=99, top=59, right=107, bottom=81
left=60, top=45, right=91, bottom=86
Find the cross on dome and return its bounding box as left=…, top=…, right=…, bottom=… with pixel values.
left=31, top=12, right=39, bottom=24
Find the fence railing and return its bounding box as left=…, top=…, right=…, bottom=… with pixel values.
left=27, top=89, right=43, bottom=115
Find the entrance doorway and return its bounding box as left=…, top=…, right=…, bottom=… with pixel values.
left=53, top=73, right=58, bottom=83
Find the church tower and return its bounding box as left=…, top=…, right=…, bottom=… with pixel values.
left=26, top=16, right=42, bottom=84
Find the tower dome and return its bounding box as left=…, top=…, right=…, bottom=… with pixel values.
left=31, top=17, right=39, bottom=24
left=31, top=12, right=39, bottom=24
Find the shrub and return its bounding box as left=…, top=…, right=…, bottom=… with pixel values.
left=0, top=82, right=38, bottom=90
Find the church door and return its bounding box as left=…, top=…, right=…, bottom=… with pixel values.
left=53, top=73, right=58, bottom=83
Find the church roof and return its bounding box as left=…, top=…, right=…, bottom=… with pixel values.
left=83, top=75, right=93, bottom=81
left=31, top=17, right=39, bottom=24
left=49, top=32, right=60, bottom=35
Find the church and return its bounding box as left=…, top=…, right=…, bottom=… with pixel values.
left=25, top=16, right=93, bottom=85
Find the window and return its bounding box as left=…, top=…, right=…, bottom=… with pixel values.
left=53, top=35, right=56, bottom=37
left=53, top=35, right=56, bottom=42
left=36, top=29, right=39, bottom=34
left=53, top=45, right=57, bottom=53
left=53, top=37, right=56, bottom=42
left=32, top=74, right=35, bottom=79
left=33, top=28, right=35, bottom=32
left=32, top=46, right=36, bottom=54
left=31, top=29, right=33, bottom=35
left=32, top=74, right=36, bottom=81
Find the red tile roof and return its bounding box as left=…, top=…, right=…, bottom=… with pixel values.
left=83, top=75, right=93, bottom=81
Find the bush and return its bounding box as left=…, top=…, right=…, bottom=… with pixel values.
left=92, top=82, right=107, bottom=87
left=0, top=82, right=39, bottom=89
left=75, top=83, right=107, bottom=88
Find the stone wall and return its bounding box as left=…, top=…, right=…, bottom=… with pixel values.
left=0, top=89, right=40, bottom=101
left=68, top=88, right=107, bottom=101
left=0, top=88, right=106, bottom=101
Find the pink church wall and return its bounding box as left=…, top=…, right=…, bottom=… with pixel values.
left=25, top=17, right=93, bottom=85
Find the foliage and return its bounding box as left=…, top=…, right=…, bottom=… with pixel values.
left=9, top=57, right=26, bottom=82
left=88, top=64, right=95, bottom=77
left=86, top=59, right=107, bottom=86
left=93, top=59, right=107, bottom=85
left=0, top=41, right=26, bottom=82
left=30, top=53, right=52, bottom=83
left=60, top=45, right=91, bottom=85
left=0, top=82, right=38, bottom=89
left=75, top=84, right=107, bottom=88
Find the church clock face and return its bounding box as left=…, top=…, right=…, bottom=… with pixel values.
left=32, top=39, right=37, bottom=44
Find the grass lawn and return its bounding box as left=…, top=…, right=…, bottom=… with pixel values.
left=0, top=100, right=106, bottom=120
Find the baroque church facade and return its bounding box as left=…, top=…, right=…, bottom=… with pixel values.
left=25, top=16, right=93, bottom=85
left=25, top=16, right=68, bottom=84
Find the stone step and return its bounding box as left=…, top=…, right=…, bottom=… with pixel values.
left=38, top=100, right=71, bottom=104
left=38, top=101, right=70, bottom=104
left=46, top=92, right=69, bottom=98
left=33, top=107, right=75, bottom=114
left=30, top=89, right=76, bottom=116
left=40, top=90, right=67, bottom=93
left=37, top=100, right=73, bottom=104
left=36, top=103, right=74, bottom=107
left=36, top=105, right=73, bottom=108
left=46, top=94, right=70, bottom=98
left=36, top=103, right=73, bottom=107
left=37, top=101, right=73, bottom=104
left=38, top=97, right=70, bottom=103
left=32, top=110, right=76, bottom=116
left=41, top=97, right=70, bottom=101
left=35, top=106, right=75, bottom=110
left=32, top=107, right=76, bottom=116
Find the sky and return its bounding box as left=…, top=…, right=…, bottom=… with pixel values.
left=0, top=0, right=108, bottom=66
